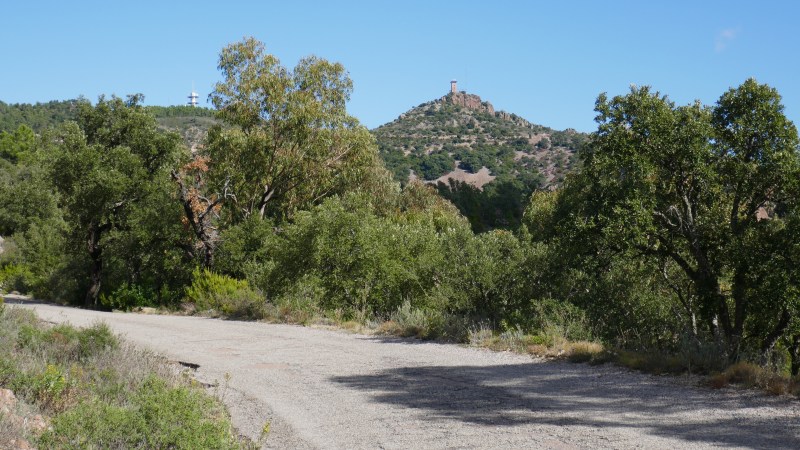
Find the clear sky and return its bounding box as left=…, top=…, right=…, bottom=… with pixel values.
left=1, top=1, right=798, bottom=132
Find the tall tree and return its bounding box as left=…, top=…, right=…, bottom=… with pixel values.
left=556, top=79, right=800, bottom=361
left=50, top=95, right=182, bottom=308
left=205, top=37, right=379, bottom=223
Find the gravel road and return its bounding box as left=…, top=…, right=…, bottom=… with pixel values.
left=6, top=297, right=800, bottom=449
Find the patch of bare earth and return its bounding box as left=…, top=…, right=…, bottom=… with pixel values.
left=433, top=165, right=495, bottom=189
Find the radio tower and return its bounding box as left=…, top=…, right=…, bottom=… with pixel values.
left=188, top=83, right=199, bottom=107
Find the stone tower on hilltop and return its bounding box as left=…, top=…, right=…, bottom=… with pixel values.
left=450, top=80, right=457, bottom=94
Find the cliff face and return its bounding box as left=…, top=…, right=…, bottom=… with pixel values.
left=441, top=92, right=495, bottom=115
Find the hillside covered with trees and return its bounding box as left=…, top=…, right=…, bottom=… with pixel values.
left=373, top=92, right=587, bottom=231
left=0, top=100, right=81, bottom=133
left=0, top=100, right=216, bottom=151
left=2, top=37, right=800, bottom=408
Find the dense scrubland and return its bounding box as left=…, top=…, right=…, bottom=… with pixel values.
left=2, top=38, right=800, bottom=444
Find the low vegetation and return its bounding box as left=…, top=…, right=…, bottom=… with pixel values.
left=0, top=299, right=248, bottom=448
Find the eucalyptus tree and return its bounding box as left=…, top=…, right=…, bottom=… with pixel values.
left=205, top=37, right=379, bottom=224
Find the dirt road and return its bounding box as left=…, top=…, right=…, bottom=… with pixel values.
left=7, top=298, right=800, bottom=449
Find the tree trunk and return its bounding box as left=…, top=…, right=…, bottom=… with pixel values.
left=760, top=308, right=790, bottom=364
left=84, top=224, right=104, bottom=309
left=204, top=243, right=215, bottom=269
left=173, top=170, right=218, bottom=269
left=729, top=268, right=748, bottom=361
left=788, top=334, right=800, bottom=377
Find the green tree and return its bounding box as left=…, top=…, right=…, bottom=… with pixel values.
left=0, top=124, right=36, bottom=162
left=206, top=37, right=379, bottom=223
left=560, top=79, right=800, bottom=361
left=49, top=95, right=182, bottom=308
left=0, top=162, right=61, bottom=237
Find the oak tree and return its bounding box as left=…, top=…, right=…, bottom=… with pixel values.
left=50, top=95, right=182, bottom=308
left=559, top=79, right=800, bottom=361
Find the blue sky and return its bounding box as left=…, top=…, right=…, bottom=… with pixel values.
left=1, top=1, right=798, bottom=132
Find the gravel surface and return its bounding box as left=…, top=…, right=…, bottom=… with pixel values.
left=6, top=297, right=800, bottom=449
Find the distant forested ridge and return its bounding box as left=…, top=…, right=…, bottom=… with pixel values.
left=0, top=100, right=217, bottom=150
left=147, top=105, right=216, bottom=118
left=0, top=100, right=81, bottom=133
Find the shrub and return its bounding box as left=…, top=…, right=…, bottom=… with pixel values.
left=2, top=305, right=246, bottom=448
left=271, top=274, right=325, bottom=324
left=17, top=322, right=118, bottom=364
left=0, top=263, right=34, bottom=293
left=39, top=376, right=240, bottom=449
left=185, top=268, right=264, bottom=318
left=387, top=300, right=430, bottom=338
left=677, top=336, right=728, bottom=374
left=100, top=283, right=153, bottom=311
left=529, top=299, right=594, bottom=344
left=614, top=350, right=686, bottom=375
left=707, top=361, right=793, bottom=394
left=565, top=341, right=605, bottom=363
left=29, top=363, right=73, bottom=412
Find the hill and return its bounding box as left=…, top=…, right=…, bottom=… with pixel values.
left=147, top=105, right=218, bottom=152
left=372, top=88, right=588, bottom=231
left=0, top=100, right=80, bottom=133
left=0, top=100, right=216, bottom=151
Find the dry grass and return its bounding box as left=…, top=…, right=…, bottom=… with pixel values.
left=709, top=362, right=800, bottom=396
left=605, top=350, right=686, bottom=375
left=565, top=341, right=605, bottom=363
left=466, top=325, right=606, bottom=363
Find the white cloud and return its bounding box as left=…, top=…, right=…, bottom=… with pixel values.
left=715, top=28, right=740, bottom=53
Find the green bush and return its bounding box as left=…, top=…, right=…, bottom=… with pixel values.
left=270, top=274, right=325, bottom=324
left=100, top=283, right=153, bottom=311
left=215, top=215, right=278, bottom=280
left=2, top=304, right=247, bottom=447
left=39, top=376, right=240, bottom=450
left=528, top=298, right=594, bottom=343
left=17, top=322, right=118, bottom=364
left=0, top=263, right=34, bottom=293
left=387, top=300, right=470, bottom=342
left=258, top=196, right=433, bottom=317
left=389, top=300, right=430, bottom=338
left=186, top=268, right=264, bottom=318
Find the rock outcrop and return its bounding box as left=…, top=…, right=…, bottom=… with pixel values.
left=441, top=92, right=495, bottom=115
left=0, top=388, right=50, bottom=448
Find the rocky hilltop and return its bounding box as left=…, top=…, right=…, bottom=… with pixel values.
left=442, top=91, right=495, bottom=115
left=373, top=90, right=587, bottom=190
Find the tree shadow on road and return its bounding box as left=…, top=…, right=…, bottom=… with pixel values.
left=2, top=295, right=52, bottom=306
left=330, top=362, right=800, bottom=449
